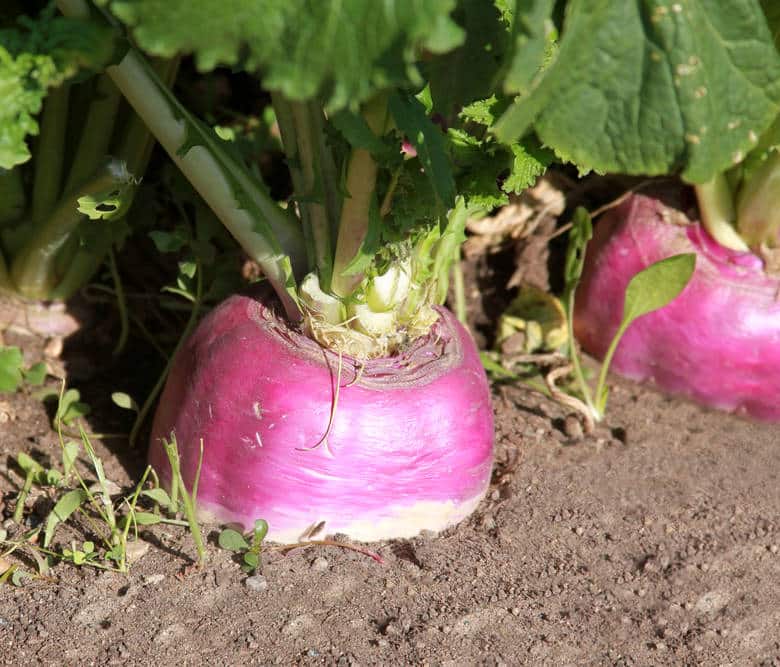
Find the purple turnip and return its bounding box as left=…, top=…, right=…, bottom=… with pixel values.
left=574, top=190, right=780, bottom=421
left=149, top=293, right=494, bottom=542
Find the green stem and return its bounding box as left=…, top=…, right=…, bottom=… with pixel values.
left=63, top=74, right=121, bottom=195
left=162, top=435, right=206, bottom=565
left=330, top=96, right=389, bottom=297
left=10, top=163, right=127, bottom=299
left=291, top=101, right=334, bottom=290
left=736, top=150, right=780, bottom=247
left=330, top=147, right=378, bottom=297
left=452, top=256, right=467, bottom=326
left=48, top=231, right=114, bottom=301
left=565, top=290, right=597, bottom=419
left=13, top=471, right=35, bottom=524
left=58, top=0, right=306, bottom=321
left=108, top=248, right=129, bottom=356
left=272, top=95, right=336, bottom=289
left=30, top=85, right=70, bottom=224
left=116, top=57, right=182, bottom=177
left=128, top=263, right=203, bottom=448
left=594, top=320, right=630, bottom=417
left=694, top=176, right=749, bottom=251
left=0, top=168, right=26, bottom=226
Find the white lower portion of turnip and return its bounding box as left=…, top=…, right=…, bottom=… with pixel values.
left=196, top=493, right=486, bottom=543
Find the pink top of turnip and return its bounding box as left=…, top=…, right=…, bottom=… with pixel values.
left=575, top=191, right=780, bottom=421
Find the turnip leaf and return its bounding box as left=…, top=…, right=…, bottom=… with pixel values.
left=621, top=253, right=697, bottom=325
left=496, top=0, right=780, bottom=184
left=389, top=92, right=456, bottom=208
left=0, top=7, right=117, bottom=168
left=102, top=0, right=464, bottom=111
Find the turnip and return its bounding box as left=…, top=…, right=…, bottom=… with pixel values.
left=149, top=293, right=493, bottom=541
left=574, top=190, right=780, bottom=421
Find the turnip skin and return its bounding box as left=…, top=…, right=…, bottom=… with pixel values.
left=149, top=293, right=494, bottom=542
left=575, top=191, right=780, bottom=421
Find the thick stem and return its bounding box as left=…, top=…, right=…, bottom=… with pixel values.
left=331, top=148, right=378, bottom=297
left=0, top=169, right=25, bottom=226
left=736, top=150, right=780, bottom=247
left=291, top=101, right=334, bottom=290
left=331, top=95, right=389, bottom=297
left=10, top=165, right=121, bottom=299
left=30, top=85, right=70, bottom=224
left=63, top=74, right=121, bottom=194
left=58, top=0, right=305, bottom=321
left=694, top=176, right=749, bottom=252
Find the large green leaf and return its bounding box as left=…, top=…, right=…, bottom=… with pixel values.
left=425, top=0, right=510, bottom=122
left=105, top=0, right=465, bottom=110
left=496, top=0, right=780, bottom=183
left=0, top=9, right=116, bottom=168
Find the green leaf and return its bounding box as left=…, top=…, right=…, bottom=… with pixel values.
left=61, top=440, right=80, bottom=478
left=0, top=346, right=23, bottom=393
left=426, top=0, right=510, bottom=122
left=141, top=487, right=172, bottom=507
left=0, top=9, right=117, bottom=168
left=22, top=362, right=47, bottom=386
left=56, top=389, right=91, bottom=426
left=502, top=138, right=554, bottom=193
left=330, top=110, right=398, bottom=162
left=340, top=198, right=382, bottom=277
left=43, top=488, right=88, bottom=548
left=242, top=551, right=259, bottom=569
left=389, top=92, right=455, bottom=208
left=218, top=528, right=250, bottom=552
left=111, top=392, right=138, bottom=412
left=149, top=228, right=189, bottom=253
left=503, top=0, right=556, bottom=94
left=496, top=0, right=780, bottom=183
left=16, top=452, right=42, bottom=475
left=106, top=0, right=464, bottom=110
left=621, top=253, right=697, bottom=325
left=252, top=519, right=269, bottom=546
left=459, top=95, right=501, bottom=127
left=132, top=512, right=163, bottom=526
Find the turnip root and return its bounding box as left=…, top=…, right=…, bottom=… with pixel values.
left=149, top=293, right=494, bottom=543
left=574, top=191, right=780, bottom=421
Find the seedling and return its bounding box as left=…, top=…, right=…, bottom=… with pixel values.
left=161, top=434, right=207, bottom=566
left=0, top=347, right=47, bottom=393
left=218, top=519, right=269, bottom=574
left=562, top=208, right=696, bottom=424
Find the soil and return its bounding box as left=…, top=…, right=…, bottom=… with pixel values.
left=2, top=345, right=780, bottom=665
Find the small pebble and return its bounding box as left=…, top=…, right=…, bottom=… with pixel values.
left=142, top=573, right=165, bottom=587
left=245, top=575, right=268, bottom=592
left=311, top=557, right=329, bottom=572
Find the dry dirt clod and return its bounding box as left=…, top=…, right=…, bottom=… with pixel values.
left=311, top=556, right=329, bottom=572
left=245, top=574, right=268, bottom=592
left=564, top=414, right=584, bottom=440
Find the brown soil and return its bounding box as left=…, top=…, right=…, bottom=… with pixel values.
left=2, top=363, right=780, bottom=665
